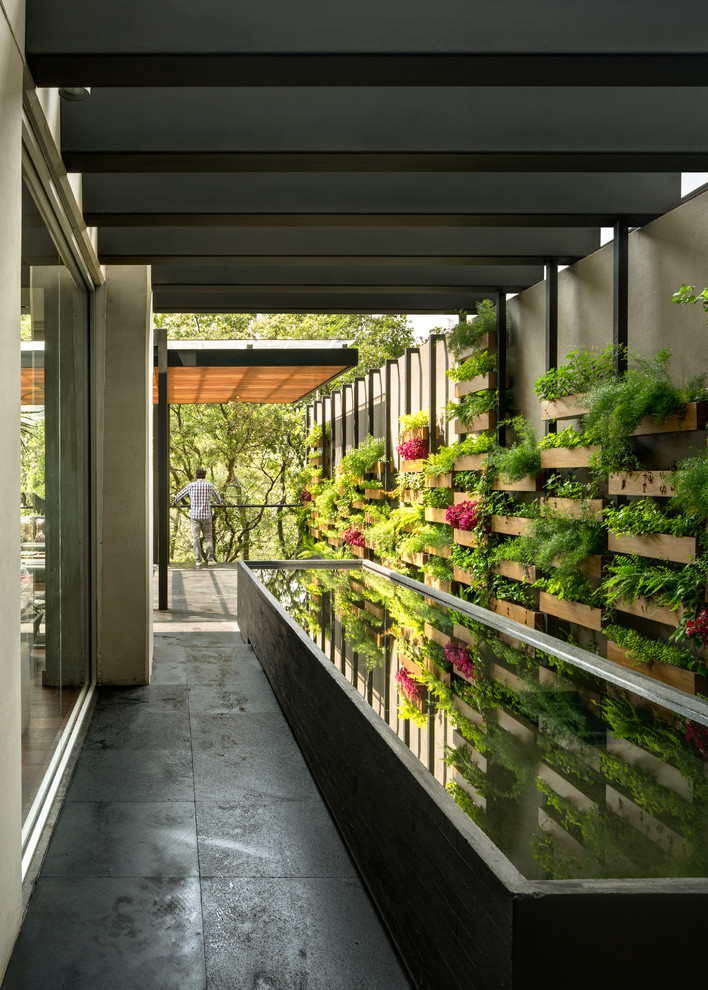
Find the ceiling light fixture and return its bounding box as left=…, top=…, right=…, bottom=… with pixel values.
left=58, top=86, right=91, bottom=101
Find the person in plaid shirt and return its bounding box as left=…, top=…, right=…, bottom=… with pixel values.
left=172, top=467, right=225, bottom=567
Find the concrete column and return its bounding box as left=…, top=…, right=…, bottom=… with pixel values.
left=95, top=266, right=153, bottom=685
left=0, top=0, right=25, bottom=977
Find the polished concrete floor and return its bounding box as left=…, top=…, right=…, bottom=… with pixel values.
left=2, top=566, right=413, bottom=990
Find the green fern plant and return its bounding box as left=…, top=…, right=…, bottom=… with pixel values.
left=490, top=416, right=541, bottom=481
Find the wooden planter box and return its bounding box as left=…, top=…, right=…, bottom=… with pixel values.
left=608, top=471, right=676, bottom=497
left=541, top=393, right=590, bottom=421
left=369, top=461, right=388, bottom=475
left=399, top=490, right=425, bottom=504
left=491, top=515, right=532, bottom=536
left=400, top=551, right=428, bottom=568
left=494, top=560, right=537, bottom=583
left=539, top=591, right=603, bottom=631
left=453, top=529, right=479, bottom=548
left=608, top=531, right=697, bottom=565
left=454, top=453, right=488, bottom=471
left=425, top=657, right=452, bottom=687
left=455, top=411, right=496, bottom=434
left=550, top=554, right=607, bottom=578
left=364, top=600, right=385, bottom=621
left=455, top=331, right=497, bottom=361
left=426, top=544, right=452, bottom=558
left=540, top=445, right=601, bottom=469
left=633, top=401, right=708, bottom=436
left=400, top=459, right=426, bottom=473
left=453, top=566, right=476, bottom=586
left=614, top=596, right=682, bottom=627
left=424, top=506, right=450, bottom=524
left=423, top=577, right=453, bottom=595
left=423, top=622, right=452, bottom=648
left=425, top=473, right=453, bottom=488
left=351, top=499, right=365, bottom=509
left=400, top=426, right=429, bottom=442
left=492, top=474, right=544, bottom=492
left=364, top=488, right=385, bottom=500
left=452, top=622, right=476, bottom=647
left=327, top=536, right=343, bottom=547
left=455, top=372, right=502, bottom=397
left=606, top=640, right=708, bottom=695
left=541, top=497, right=605, bottom=520
left=349, top=545, right=369, bottom=559
left=310, top=455, right=324, bottom=466
left=310, top=436, right=323, bottom=449
left=364, top=512, right=377, bottom=524
left=490, top=598, right=543, bottom=630
left=363, top=539, right=378, bottom=552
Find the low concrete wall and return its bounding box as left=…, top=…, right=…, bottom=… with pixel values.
left=238, top=562, right=708, bottom=989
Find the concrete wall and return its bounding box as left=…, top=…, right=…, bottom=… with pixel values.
left=0, top=0, right=25, bottom=977
left=95, top=266, right=154, bottom=685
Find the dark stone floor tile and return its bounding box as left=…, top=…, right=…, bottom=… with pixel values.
left=196, top=797, right=356, bottom=879
left=192, top=749, right=319, bottom=804
left=151, top=659, right=188, bottom=685
left=1, top=878, right=205, bottom=990
left=189, top=712, right=295, bottom=754
left=201, top=877, right=413, bottom=990
left=84, top=708, right=192, bottom=751
left=95, top=684, right=189, bottom=713
left=65, top=750, right=195, bottom=802
left=187, top=682, right=280, bottom=715
left=42, top=802, right=199, bottom=878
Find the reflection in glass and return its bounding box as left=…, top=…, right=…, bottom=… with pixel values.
left=256, top=566, right=708, bottom=882
left=20, top=182, right=90, bottom=828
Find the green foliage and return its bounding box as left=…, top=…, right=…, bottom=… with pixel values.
left=534, top=573, right=603, bottom=608
left=583, top=350, right=689, bottom=473
left=672, top=283, right=708, bottom=320
left=604, top=623, right=700, bottom=671
left=305, top=422, right=322, bottom=446
left=423, top=555, right=454, bottom=583
left=446, top=350, right=496, bottom=383
left=446, top=299, right=503, bottom=359
left=445, top=389, right=497, bottom=426
left=603, top=554, right=707, bottom=614
left=444, top=744, right=488, bottom=793
left=490, top=575, right=536, bottom=609
left=512, top=506, right=604, bottom=581
left=423, top=486, right=454, bottom=508
left=670, top=452, right=708, bottom=522
left=425, top=446, right=458, bottom=476
left=490, top=416, right=541, bottom=481
left=459, top=433, right=497, bottom=455
left=314, top=483, right=339, bottom=522
left=544, top=473, right=598, bottom=500
left=600, top=693, right=700, bottom=780
left=533, top=345, right=615, bottom=402
left=338, top=434, right=385, bottom=477
left=602, top=498, right=698, bottom=538
left=398, top=408, right=429, bottom=432
left=537, top=426, right=592, bottom=450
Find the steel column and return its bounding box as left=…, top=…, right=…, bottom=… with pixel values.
left=428, top=334, right=442, bottom=455
left=545, top=262, right=559, bottom=435
left=496, top=292, right=507, bottom=447
left=157, top=324, right=170, bottom=610
left=613, top=220, right=629, bottom=374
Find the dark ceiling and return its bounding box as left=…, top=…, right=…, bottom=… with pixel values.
left=25, top=0, right=708, bottom=313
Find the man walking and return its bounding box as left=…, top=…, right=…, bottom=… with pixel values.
left=172, top=467, right=225, bottom=567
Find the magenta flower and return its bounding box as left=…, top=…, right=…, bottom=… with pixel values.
left=343, top=527, right=365, bottom=547
left=445, top=499, right=482, bottom=532
left=397, top=438, right=429, bottom=460
left=444, top=640, right=476, bottom=679
left=395, top=666, right=426, bottom=701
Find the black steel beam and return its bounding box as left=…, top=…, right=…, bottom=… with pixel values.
left=545, top=262, right=559, bottom=435
left=157, top=325, right=169, bottom=610
left=613, top=221, right=629, bottom=374
left=81, top=172, right=681, bottom=224
left=496, top=292, right=507, bottom=447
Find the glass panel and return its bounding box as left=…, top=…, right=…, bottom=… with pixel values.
left=255, top=565, right=708, bottom=882
left=20, top=182, right=90, bottom=828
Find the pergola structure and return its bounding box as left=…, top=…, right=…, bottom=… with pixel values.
left=23, top=0, right=707, bottom=317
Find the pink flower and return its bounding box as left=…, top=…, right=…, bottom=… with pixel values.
left=343, top=527, right=365, bottom=547
left=686, top=721, right=708, bottom=753
left=300, top=489, right=312, bottom=502
left=397, top=438, right=429, bottom=460
left=445, top=499, right=483, bottom=532
left=686, top=608, right=708, bottom=646
left=444, top=640, right=476, bottom=679
left=395, top=666, right=426, bottom=701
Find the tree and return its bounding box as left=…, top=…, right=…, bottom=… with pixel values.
left=160, top=311, right=417, bottom=560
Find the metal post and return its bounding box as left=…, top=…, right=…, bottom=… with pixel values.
left=496, top=291, right=507, bottom=448
left=353, top=377, right=362, bottom=447
left=404, top=347, right=413, bottom=417
left=613, top=220, right=629, bottom=374
left=384, top=359, right=394, bottom=496
left=428, top=335, right=442, bottom=455
left=545, top=262, right=559, bottom=436
left=368, top=369, right=375, bottom=437
left=341, top=384, right=348, bottom=454
left=157, top=325, right=170, bottom=611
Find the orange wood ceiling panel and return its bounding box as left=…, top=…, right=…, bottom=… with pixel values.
left=151, top=364, right=350, bottom=403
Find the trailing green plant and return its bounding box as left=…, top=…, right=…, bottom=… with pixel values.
left=421, top=522, right=454, bottom=549
left=459, top=433, right=497, bottom=455
left=314, top=482, right=339, bottom=522
left=537, top=426, right=593, bottom=450
left=446, top=350, right=496, bottom=383
left=598, top=750, right=695, bottom=822
left=599, top=693, right=701, bottom=781
left=305, top=422, right=323, bottom=446
left=443, top=744, right=488, bottom=794
left=583, top=349, right=702, bottom=473
left=604, top=623, right=701, bottom=671
left=396, top=469, right=425, bottom=493
left=398, top=409, right=429, bottom=432
left=535, top=572, right=603, bottom=608
left=490, top=575, right=536, bottom=609
left=603, top=554, right=707, bottom=615
left=533, top=345, right=615, bottom=402
left=511, top=505, right=605, bottom=580
left=423, top=486, right=454, bottom=508
left=423, top=554, right=454, bottom=583
left=672, top=283, right=708, bottom=321
left=446, top=781, right=486, bottom=828
left=489, top=416, right=541, bottom=482
left=338, top=434, right=385, bottom=477
left=544, top=473, right=598, bottom=500
left=445, top=389, right=498, bottom=426
left=425, top=446, right=458, bottom=476
left=602, top=498, right=699, bottom=538
left=446, top=298, right=505, bottom=359
left=670, top=452, right=708, bottom=523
